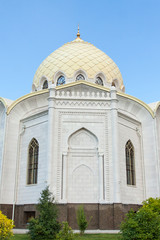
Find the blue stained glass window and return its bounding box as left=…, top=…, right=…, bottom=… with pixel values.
left=57, top=75, right=65, bottom=86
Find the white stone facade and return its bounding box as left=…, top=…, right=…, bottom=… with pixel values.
left=0, top=35, right=160, bottom=229
left=0, top=83, right=159, bottom=205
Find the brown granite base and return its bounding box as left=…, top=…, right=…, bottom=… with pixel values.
left=0, top=204, right=13, bottom=220
left=0, top=203, right=141, bottom=229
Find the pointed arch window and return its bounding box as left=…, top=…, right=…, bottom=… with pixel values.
left=95, top=76, right=103, bottom=86
left=76, top=74, right=85, bottom=81
left=42, top=80, right=48, bottom=89
left=27, top=138, right=39, bottom=184
left=57, top=75, right=65, bottom=86
left=111, top=82, right=116, bottom=87
left=125, top=140, right=135, bottom=185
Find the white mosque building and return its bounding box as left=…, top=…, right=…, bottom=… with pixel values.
left=0, top=30, right=160, bottom=229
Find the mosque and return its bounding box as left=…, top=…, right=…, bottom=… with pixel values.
left=0, top=29, right=160, bottom=230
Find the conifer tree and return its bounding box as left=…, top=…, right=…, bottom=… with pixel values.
left=28, top=186, right=60, bottom=240
left=76, top=205, right=92, bottom=235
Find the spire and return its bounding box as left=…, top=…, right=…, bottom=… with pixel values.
left=72, top=24, right=84, bottom=42
left=77, top=24, right=80, bottom=38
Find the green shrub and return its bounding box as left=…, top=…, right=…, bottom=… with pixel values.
left=142, top=197, right=160, bottom=213
left=76, top=205, right=92, bottom=235
left=120, top=197, right=160, bottom=240
left=56, top=222, right=75, bottom=240
left=0, top=210, right=14, bottom=240
left=28, top=186, right=60, bottom=240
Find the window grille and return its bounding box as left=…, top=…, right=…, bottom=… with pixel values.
left=95, top=76, right=103, bottom=86
left=76, top=74, right=85, bottom=81
left=27, top=138, right=39, bottom=184
left=57, top=75, right=65, bottom=86
left=125, top=140, right=135, bottom=185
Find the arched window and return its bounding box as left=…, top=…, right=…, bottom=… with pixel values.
left=42, top=80, right=48, bottom=89
left=125, top=140, right=135, bottom=185
left=57, top=75, right=65, bottom=86
left=95, top=76, right=103, bottom=86
left=27, top=138, right=39, bottom=184
left=112, top=79, right=119, bottom=88
left=111, top=82, right=116, bottom=87
left=76, top=74, right=85, bottom=81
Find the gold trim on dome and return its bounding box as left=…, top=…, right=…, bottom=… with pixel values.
left=7, top=81, right=155, bottom=118
left=7, top=90, right=49, bottom=115
left=56, top=80, right=110, bottom=91
left=57, top=81, right=154, bottom=117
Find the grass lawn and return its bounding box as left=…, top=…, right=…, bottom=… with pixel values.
left=11, top=233, right=120, bottom=240
left=75, top=234, right=120, bottom=240
left=11, top=235, right=29, bottom=240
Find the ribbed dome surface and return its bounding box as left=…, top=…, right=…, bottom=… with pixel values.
left=33, top=37, right=123, bottom=88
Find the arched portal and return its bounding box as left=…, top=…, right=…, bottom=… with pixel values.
left=67, top=128, right=99, bottom=203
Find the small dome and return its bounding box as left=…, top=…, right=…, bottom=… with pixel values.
left=33, top=36, right=123, bottom=90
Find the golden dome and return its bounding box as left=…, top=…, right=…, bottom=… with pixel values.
left=33, top=36, right=123, bottom=89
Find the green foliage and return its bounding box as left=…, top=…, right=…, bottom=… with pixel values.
left=0, top=211, right=14, bottom=240
left=28, top=186, right=60, bottom=240
left=120, top=197, right=160, bottom=240
left=56, top=222, right=75, bottom=240
left=142, top=197, right=160, bottom=213
left=76, top=205, right=92, bottom=235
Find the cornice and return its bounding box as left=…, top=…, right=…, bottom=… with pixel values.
left=6, top=82, right=155, bottom=118
left=153, top=102, right=160, bottom=115
left=57, top=82, right=154, bottom=118
left=55, top=80, right=110, bottom=91
left=7, top=89, right=49, bottom=115
left=117, top=92, right=154, bottom=118
left=0, top=97, right=8, bottom=108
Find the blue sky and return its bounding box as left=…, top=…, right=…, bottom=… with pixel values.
left=0, top=0, right=160, bottom=103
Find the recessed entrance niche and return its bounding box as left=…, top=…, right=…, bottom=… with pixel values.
left=67, top=128, right=99, bottom=203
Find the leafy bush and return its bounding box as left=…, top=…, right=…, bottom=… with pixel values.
left=76, top=205, right=92, bottom=235
left=28, top=186, right=60, bottom=240
left=56, top=222, right=75, bottom=240
left=120, top=197, right=160, bottom=240
left=142, top=197, right=160, bottom=213
left=0, top=210, right=14, bottom=240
